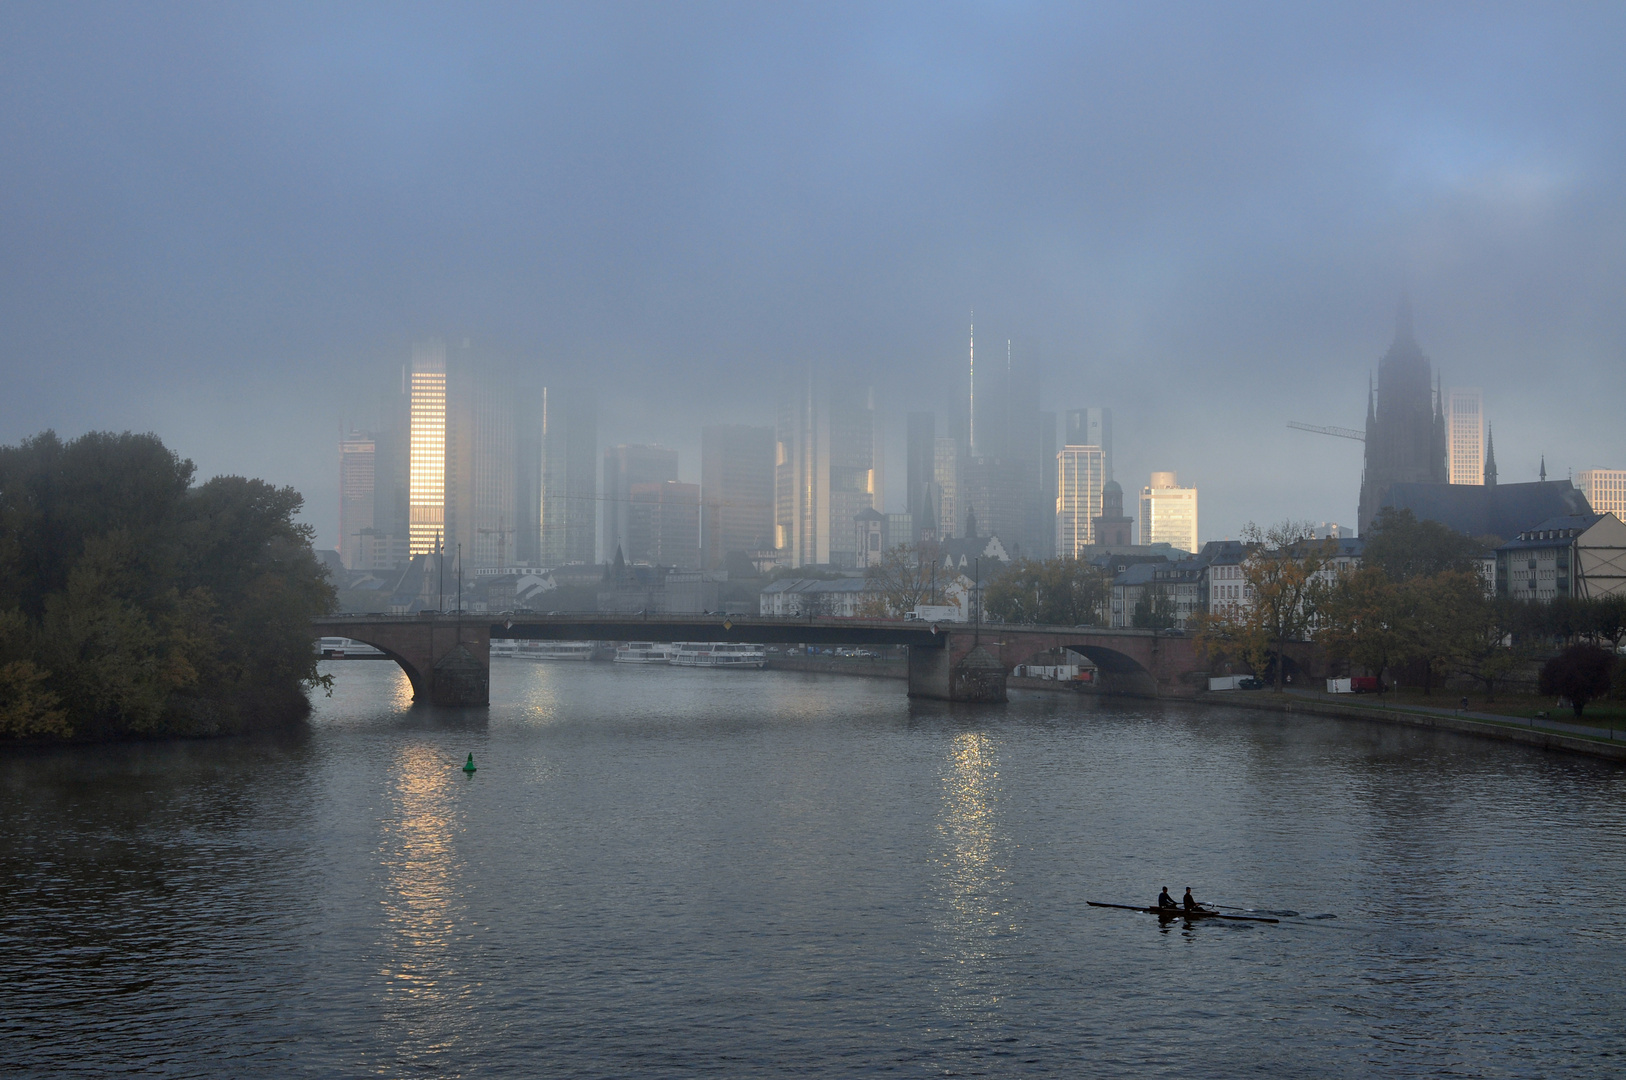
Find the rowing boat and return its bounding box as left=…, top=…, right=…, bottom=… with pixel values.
left=1086, top=901, right=1279, bottom=924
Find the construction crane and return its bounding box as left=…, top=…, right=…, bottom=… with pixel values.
left=1288, top=421, right=1365, bottom=443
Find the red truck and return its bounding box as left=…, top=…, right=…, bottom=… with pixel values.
left=1350, top=676, right=1382, bottom=694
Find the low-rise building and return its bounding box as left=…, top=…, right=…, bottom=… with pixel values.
left=1496, top=512, right=1626, bottom=601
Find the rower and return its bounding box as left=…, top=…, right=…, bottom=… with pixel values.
left=1183, top=887, right=1207, bottom=913
left=1157, top=887, right=1178, bottom=910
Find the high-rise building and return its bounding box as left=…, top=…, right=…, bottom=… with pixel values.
left=627, top=480, right=700, bottom=569
left=1139, top=471, right=1199, bottom=553
left=1578, top=469, right=1626, bottom=518
left=1358, top=298, right=1448, bottom=533
left=407, top=339, right=448, bottom=556
left=1446, top=387, right=1485, bottom=486
left=933, top=435, right=959, bottom=541
left=446, top=342, right=520, bottom=570
left=604, top=444, right=679, bottom=563
left=906, top=412, right=936, bottom=535
left=1065, top=408, right=1113, bottom=482
left=774, top=376, right=879, bottom=567
left=701, top=425, right=775, bottom=569
left=339, top=431, right=376, bottom=570
left=1055, top=445, right=1106, bottom=556
left=540, top=386, right=597, bottom=565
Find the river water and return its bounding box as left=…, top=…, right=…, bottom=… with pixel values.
left=4, top=660, right=1626, bottom=1077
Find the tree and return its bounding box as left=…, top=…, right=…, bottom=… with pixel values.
left=1363, top=507, right=1487, bottom=582
left=1403, top=569, right=1487, bottom=696
left=1453, top=595, right=1522, bottom=700
left=860, top=543, right=940, bottom=618
left=1132, top=583, right=1176, bottom=630
left=1314, top=566, right=1405, bottom=688
left=1538, top=644, right=1616, bottom=718
left=0, top=431, right=334, bottom=740
left=984, top=557, right=1106, bottom=626
left=1195, top=522, right=1332, bottom=691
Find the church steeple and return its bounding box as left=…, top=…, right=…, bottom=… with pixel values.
left=1540, top=455, right=1547, bottom=482
left=1483, top=424, right=1497, bottom=487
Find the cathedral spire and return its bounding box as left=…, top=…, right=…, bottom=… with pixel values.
left=1540, top=455, right=1547, bottom=482
left=1483, top=424, right=1497, bottom=487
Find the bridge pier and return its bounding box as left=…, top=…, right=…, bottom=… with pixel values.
left=323, top=617, right=490, bottom=706
left=906, top=636, right=1007, bottom=703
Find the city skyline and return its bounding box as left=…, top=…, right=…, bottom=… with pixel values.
left=4, top=6, right=1624, bottom=549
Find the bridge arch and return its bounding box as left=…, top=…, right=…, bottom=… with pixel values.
left=1004, top=637, right=1162, bottom=698
left=330, top=633, right=429, bottom=700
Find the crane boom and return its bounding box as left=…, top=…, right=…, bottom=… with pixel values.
left=1288, top=421, right=1365, bottom=443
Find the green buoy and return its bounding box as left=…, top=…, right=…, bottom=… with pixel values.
left=462, top=753, right=477, bottom=775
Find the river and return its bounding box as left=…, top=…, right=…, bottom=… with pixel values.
left=3, top=659, right=1625, bottom=1077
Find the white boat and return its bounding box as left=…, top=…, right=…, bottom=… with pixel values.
left=614, top=642, right=675, bottom=664
left=493, top=639, right=595, bottom=661
left=670, top=642, right=767, bottom=669
left=315, top=636, right=387, bottom=659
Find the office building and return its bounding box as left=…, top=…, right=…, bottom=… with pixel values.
left=933, top=435, right=959, bottom=541
left=1446, top=387, right=1485, bottom=486
left=540, top=386, right=597, bottom=566
left=1578, top=469, right=1626, bottom=519
left=701, top=425, right=775, bottom=569
left=604, top=444, right=679, bottom=563
left=1055, top=445, right=1106, bottom=556
left=1065, top=408, right=1113, bottom=482
left=339, top=431, right=376, bottom=569
left=627, top=480, right=701, bottom=569
left=774, top=376, right=880, bottom=567
left=906, top=412, right=936, bottom=533
left=1496, top=513, right=1626, bottom=601
left=407, top=339, right=448, bottom=555
left=1358, top=297, right=1448, bottom=533
left=1139, top=471, right=1198, bottom=554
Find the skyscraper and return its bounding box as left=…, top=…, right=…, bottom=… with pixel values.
left=1056, top=444, right=1106, bottom=556
left=701, top=424, right=775, bottom=568
left=933, top=434, right=959, bottom=541
left=540, top=386, right=597, bottom=565
left=1139, top=471, right=1198, bottom=553
left=1446, top=387, right=1485, bottom=486
left=774, top=375, right=879, bottom=567
left=604, top=444, right=679, bottom=562
left=1064, top=408, right=1113, bottom=482
left=628, top=481, right=701, bottom=569
left=906, top=412, right=936, bottom=533
left=1358, top=298, right=1448, bottom=533
left=407, top=339, right=447, bottom=556
left=339, top=430, right=376, bottom=570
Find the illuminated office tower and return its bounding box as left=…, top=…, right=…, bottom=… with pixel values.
left=407, top=339, right=448, bottom=555
left=1446, top=387, right=1485, bottom=486
left=1578, top=468, right=1626, bottom=518
left=1055, top=444, right=1105, bottom=556
left=1139, top=471, right=1199, bottom=554
left=338, top=431, right=376, bottom=569
left=1065, top=408, right=1113, bottom=482
left=774, top=376, right=879, bottom=567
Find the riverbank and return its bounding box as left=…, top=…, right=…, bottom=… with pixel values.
left=1199, top=688, right=1626, bottom=762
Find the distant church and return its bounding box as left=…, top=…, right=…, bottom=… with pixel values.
left=1357, top=297, right=1448, bottom=535
left=1357, top=297, right=1591, bottom=542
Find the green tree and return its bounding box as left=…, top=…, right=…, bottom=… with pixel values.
left=1454, top=595, right=1522, bottom=700
left=1363, top=507, right=1487, bottom=582
left=984, top=557, right=1106, bottom=626
left=1538, top=644, right=1616, bottom=718
left=1132, top=583, right=1176, bottom=630
left=1314, top=565, right=1405, bottom=687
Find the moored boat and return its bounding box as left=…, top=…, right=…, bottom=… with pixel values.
left=495, top=639, right=595, bottom=661
left=614, top=642, right=675, bottom=664
left=670, top=642, right=767, bottom=669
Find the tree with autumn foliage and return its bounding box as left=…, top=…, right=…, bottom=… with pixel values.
left=1194, top=520, right=1334, bottom=691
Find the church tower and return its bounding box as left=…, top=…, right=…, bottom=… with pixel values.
left=1357, top=297, right=1449, bottom=534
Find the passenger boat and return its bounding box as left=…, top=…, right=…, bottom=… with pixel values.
left=1086, top=901, right=1278, bottom=924
left=492, top=639, right=595, bottom=661
left=614, top=642, right=675, bottom=664
left=315, top=636, right=387, bottom=659
left=669, top=642, right=767, bottom=669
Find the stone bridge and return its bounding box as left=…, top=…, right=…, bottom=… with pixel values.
left=312, top=613, right=1312, bottom=706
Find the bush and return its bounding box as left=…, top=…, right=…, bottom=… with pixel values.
left=1537, top=644, right=1616, bottom=718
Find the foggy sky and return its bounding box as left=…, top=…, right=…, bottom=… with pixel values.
left=4, top=2, right=1624, bottom=550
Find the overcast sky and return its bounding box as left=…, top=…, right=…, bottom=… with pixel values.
left=4, top=2, right=1623, bottom=549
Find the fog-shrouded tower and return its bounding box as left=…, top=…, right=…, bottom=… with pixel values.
left=1358, top=297, right=1448, bottom=534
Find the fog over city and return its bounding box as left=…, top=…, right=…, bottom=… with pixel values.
left=3, top=2, right=1623, bottom=548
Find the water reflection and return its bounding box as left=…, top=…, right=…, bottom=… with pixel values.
left=933, top=730, right=1010, bottom=1015
left=376, top=742, right=468, bottom=1058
